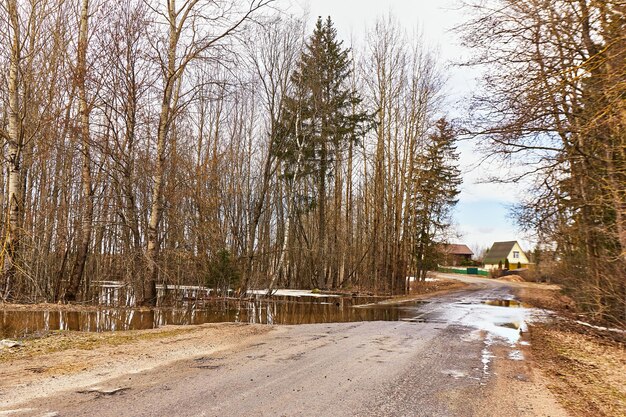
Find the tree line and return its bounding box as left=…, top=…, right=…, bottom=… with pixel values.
left=461, top=0, right=625, bottom=326
left=0, top=0, right=461, bottom=305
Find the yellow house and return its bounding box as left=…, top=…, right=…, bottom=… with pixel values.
left=483, top=241, right=530, bottom=270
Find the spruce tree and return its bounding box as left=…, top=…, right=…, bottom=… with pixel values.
left=276, top=16, right=369, bottom=287
left=411, top=118, right=462, bottom=280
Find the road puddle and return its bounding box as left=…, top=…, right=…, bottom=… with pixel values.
left=443, top=369, right=467, bottom=379
left=448, top=295, right=545, bottom=380
left=448, top=299, right=532, bottom=345
left=482, top=299, right=525, bottom=308
left=481, top=342, right=495, bottom=377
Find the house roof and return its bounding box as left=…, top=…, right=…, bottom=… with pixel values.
left=483, top=241, right=522, bottom=264
left=440, top=244, right=474, bottom=256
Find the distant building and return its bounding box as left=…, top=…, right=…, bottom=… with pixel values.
left=439, top=244, right=474, bottom=266
left=483, top=241, right=529, bottom=269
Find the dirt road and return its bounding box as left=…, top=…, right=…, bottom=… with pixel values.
left=1, top=276, right=568, bottom=416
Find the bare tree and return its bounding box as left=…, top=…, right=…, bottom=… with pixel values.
left=1, top=0, right=23, bottom=300
left=64, top=0, right=94, bottom=301
left=460, top=0, right=625, bottom=325
left=239, top=14, right=304, bottom=293
left=141, top=0, right=272, bottom=305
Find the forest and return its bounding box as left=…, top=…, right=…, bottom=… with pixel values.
left=0, top=0, right=460, bottom=305
left=0, top=0, right=623, bottom=325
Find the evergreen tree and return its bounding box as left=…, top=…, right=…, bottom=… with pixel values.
left=206, top=249, right=240, bottom=295
left=276, top=16, right=369, bottom=287
left=411, top=118, right=462, bottom=280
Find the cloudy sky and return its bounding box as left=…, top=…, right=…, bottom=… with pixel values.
left=278, top=0, right=531, bottom=254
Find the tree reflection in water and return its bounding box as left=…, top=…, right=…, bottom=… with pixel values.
left=0, top=295, right=421, bottom=339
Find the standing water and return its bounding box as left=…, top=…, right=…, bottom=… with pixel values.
left=1, top=293, right=419, bottom=339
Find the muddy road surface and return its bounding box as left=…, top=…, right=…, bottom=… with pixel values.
left=1, top=276, right=567, bottom=416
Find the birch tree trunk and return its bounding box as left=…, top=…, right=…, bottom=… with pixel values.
left=143, top=2, right=177, bottom=306
left=2, top=0, right=23, bottom=301
left=141, top=0, right=269, bottom=305
left=267, top=153, right=302, bottom=293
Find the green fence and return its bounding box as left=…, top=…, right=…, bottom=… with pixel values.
left=437, top=266, right=489, bottom=276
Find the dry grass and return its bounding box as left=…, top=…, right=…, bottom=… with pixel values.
left=517, top=285, right=625, bottom=417
left=0, top=326, right=198, bottom=363
left=0, top=302, right=141, bottom=312
left=390, top=278, right=469, bottom=303
left=530, top=323, right=626, bottom=417
left=515, top=285, right=575, bottom=314
left=409, top=278, right=468, bottom=295
left=328, top=278, right=468, bottom=301
left=0, top=322, right=274, bottom=409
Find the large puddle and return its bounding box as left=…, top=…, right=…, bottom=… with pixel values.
left=0, top=290, right=540, bottom=342
left=1, top=295, right=434, bottom=339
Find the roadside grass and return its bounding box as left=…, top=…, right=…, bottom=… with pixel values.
left=409, top=278, right=468, bottom=295
left=518, top=284, right=625, bottom=417
left=369, top=278, right=469, bottom=305
left=530, top=323, right=625, bottom=417
left=327, top=277, right=468, bottom=298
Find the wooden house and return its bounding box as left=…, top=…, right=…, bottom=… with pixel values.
left=483, top=241, right=530, bottom=270
left=439, top=244, right=474, bottom=266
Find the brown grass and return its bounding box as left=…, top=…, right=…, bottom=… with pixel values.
left=529, top=322, right=626, bottom=417
left=399, top=278, right=469, bottom=302
left=516, top=286, right=576, bottom=313
left=0, top=302, right=143, bottom=312
left=517, top=285, right=625, bottom=417
left=0, top=326, right=199, bottom=363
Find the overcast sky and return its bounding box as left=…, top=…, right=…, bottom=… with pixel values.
left=276, top=0, right=531, bottom=254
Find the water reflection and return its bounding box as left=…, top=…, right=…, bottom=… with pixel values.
left=93, top=282, right=224, bottom=307
left=1, top=296, right=418, bottom=339
left=482, top=299, right=525, bottom=308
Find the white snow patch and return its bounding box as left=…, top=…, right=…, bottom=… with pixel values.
left=406, top=276, right=439, bottom=282
left=248, top=289, right=340, bottom=298
left=574, top=320, right=626, bottom=334
left=508, top=350, right=524, bottom=361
